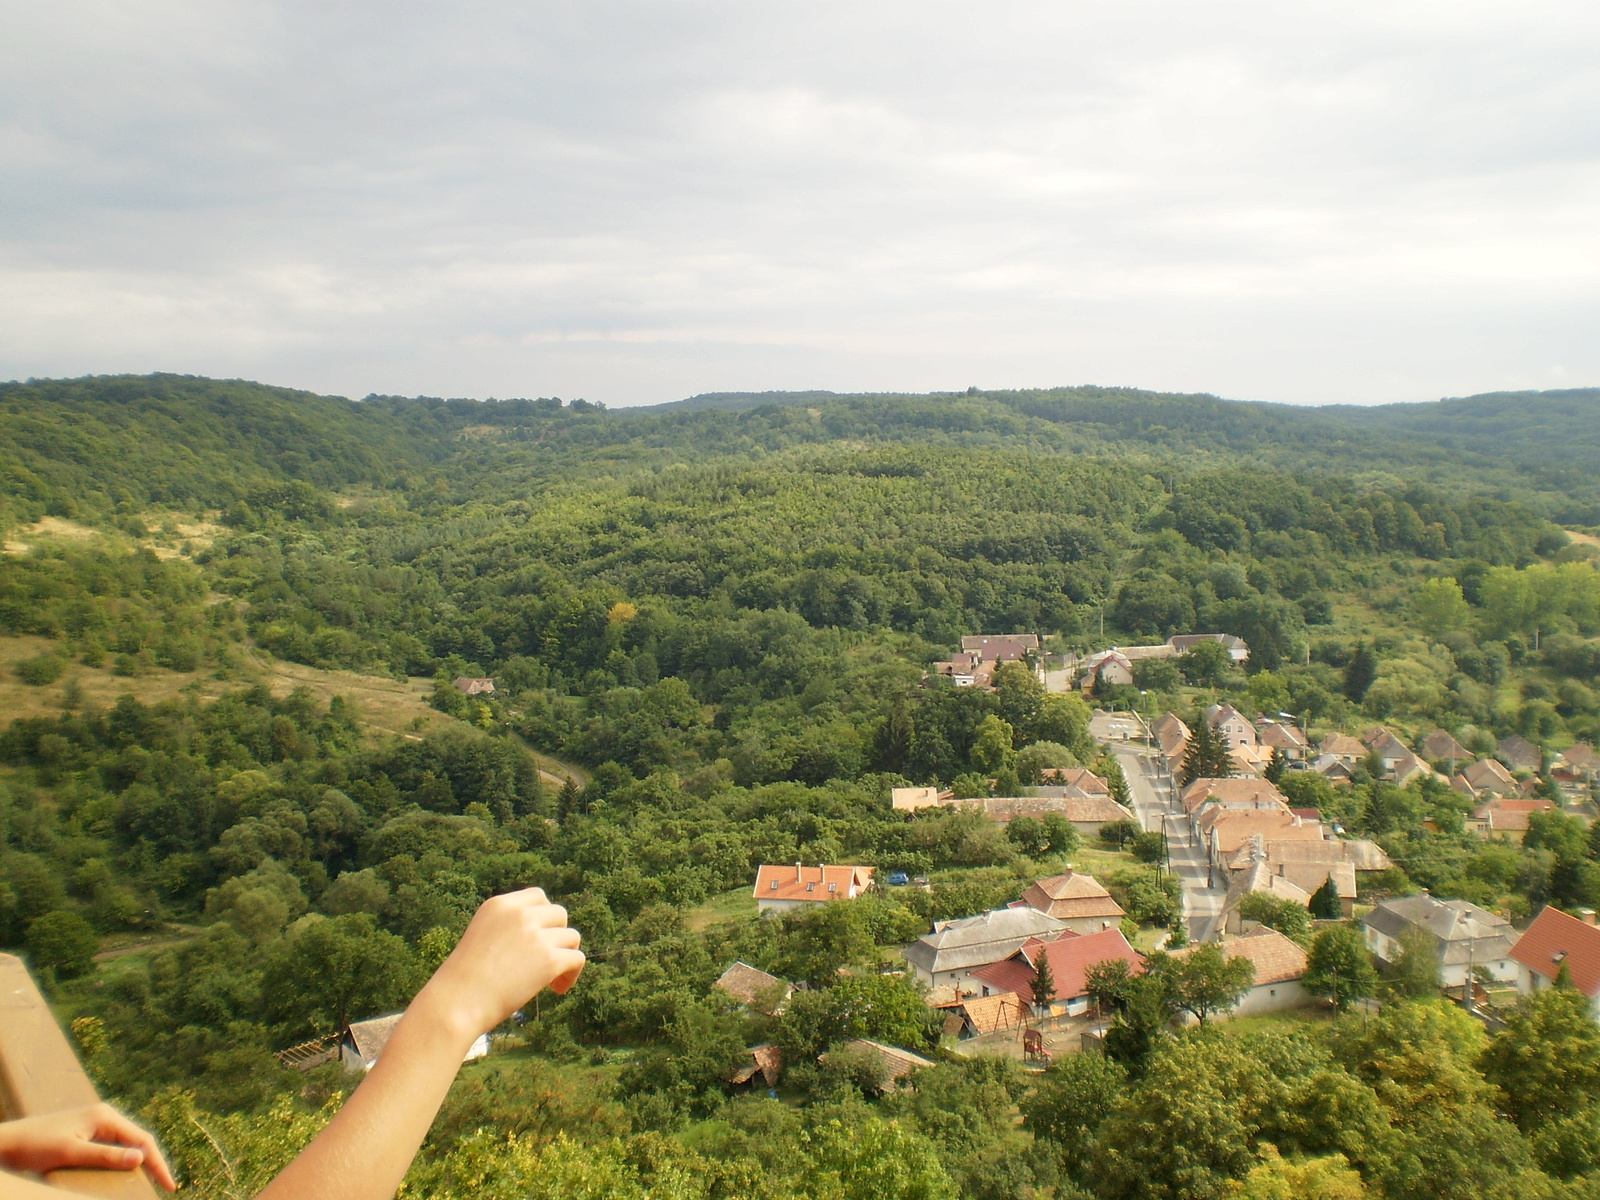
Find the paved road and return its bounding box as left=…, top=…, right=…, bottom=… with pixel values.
left=1111, top=744, right=1229, bottom=942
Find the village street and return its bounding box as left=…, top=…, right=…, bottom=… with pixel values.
left=1111, top=741, right=1228, bottom=943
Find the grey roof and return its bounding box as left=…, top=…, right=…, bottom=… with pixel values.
left=1362, top=895, right=1517, bottom=965
left=903, top=906, right=1066, bottom=975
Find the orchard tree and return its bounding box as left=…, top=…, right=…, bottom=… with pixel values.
left=1483, top=968, right=1600, bottom=1131
left=1304, top=924, right=1377, bottom=1011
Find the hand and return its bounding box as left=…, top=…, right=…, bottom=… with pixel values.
left=0, top=1104, right=177, bottom=1192
left=412, top=888, right=584, bottom=1044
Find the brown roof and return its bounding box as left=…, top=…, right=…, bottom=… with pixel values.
left=714, top=962, right=791, bottom=1011
left=1512, top=907, right=1600, bottom=997
left=1258, top=722, right=1310, bottom=751
left=753, top=864, right=874, bottom=904
left=1036, top=767, right=1112, bottom=796
left=730, top=1043, right=783, bottom=1086
left=1181, top=776, right=1290, bottom=814
left=1320, top=733, right=1367, bottom=759
left=1499, top=735, right=1543, bottom=771
left=1200, top=810, right=1324, bottom=856
left=1225, top=837, right=1392, bottom=872
left=345, top=1013, right=404, bottom=1064
left=1215, top=928, right=1309, bottom=986
left=1421, top=730, right=1471, bottom=763
left=981, top=795, right=1131, bottom=825
left=1020, top=872, right=1126, bottom=921
left=958, top=993, right=1030, bottom=1035
left=1561, top=744, right=1600, bottom=772
left=1273, top=860, right=1357, bottom=899
left=838, top=1039, right=936, bottom=1081
left=1463, top=758, right=1518, bottom=794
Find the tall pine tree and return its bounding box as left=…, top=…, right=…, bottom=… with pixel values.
left=1181, top=709, right=1233, bottom=784
left=1030, top=947, right=1057, bottom=1014
left=1308, top=873, right=1343, bottom=919
left=1344, top=641, right=1378, bottom=702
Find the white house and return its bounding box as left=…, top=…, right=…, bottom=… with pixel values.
left=903, top=907, right=1067, bottom=988
left=753, top=864, right=875, bottom=914
left=1361, top=895, right=1518, bottom=987
left=1511, top=906, right=1600, bottom=1019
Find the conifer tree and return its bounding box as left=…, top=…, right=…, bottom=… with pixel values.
left=1181, top=709, right=1232, bottom=784
left=1344, top=640, right=1378, bottom=702
left=1308, top=873, right=1343, bottom=920
left=1030, top=948, right=1057, bottom=1014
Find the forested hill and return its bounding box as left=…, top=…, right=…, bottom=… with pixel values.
left=4, top=374, right=1600, bottom=528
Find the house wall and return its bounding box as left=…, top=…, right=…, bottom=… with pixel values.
left=758, top=898, right=819, bottom=915
left=1517, top=965, right=1600, bottom=1019
left=1232, top=980, right=1310, bottom=1017
left=1057, top=915, right=1122, bottom=936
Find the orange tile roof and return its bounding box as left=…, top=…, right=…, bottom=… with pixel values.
left=1020, top=872, right=1127, bottom=921
left=1512, top=906, right=1600, bottom=997
left=753, top=864, right=874, bottom=903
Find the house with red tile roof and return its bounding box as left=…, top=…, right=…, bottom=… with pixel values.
left=1171, top=928, right=1310, bottom=1018
left=1512, top=906, right=1600, bottom=1015
left=971, top=927, right=1143, bottom=1017
left=1257, top=720, right=1311, bottom=760
left=753, top=864, right=874, bottom=914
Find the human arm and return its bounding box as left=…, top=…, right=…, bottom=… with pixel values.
left=254, top=887, right=583, bottom=1200
left=0, top=1103, right=177, bottom=1192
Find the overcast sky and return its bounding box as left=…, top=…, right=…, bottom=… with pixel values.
left=3, top=1, right=1598, bottom=407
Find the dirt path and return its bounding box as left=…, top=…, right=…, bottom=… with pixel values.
left=94, top=925, right=204, bottom=963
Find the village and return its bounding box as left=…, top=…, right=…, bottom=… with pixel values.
left=694, top=630, right=1600, bottom=1088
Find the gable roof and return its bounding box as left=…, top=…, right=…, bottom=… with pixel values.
left=1498, top=735, right=1543, bottom=771
left=730, top=1043, right=783, bottom=1086
left=345, top=1013, right=404, bottom=1063
left=1014, top=793, right=1131, bottom=823
left=1019, top=872, right=1125, bottom=921
left=1257, top=722, right=1310, bottom=751
left=1170, top=633, right=1246, bottom=653
left=839, top=1039, right=936, bottom=1080
left=1225, top=837, right=1392, bottom=873
left=753, top=864, right=874, bottom=903
left=1175, top=927, right=1309, bottom=986
left=1463, top=757, right=1518, bottom=793
left=1512, top=906, right=1600, bottom=997
left=971, top=927, right=1143, bottom=1004
left=904, top=907, right=1068, bottom=975
left=1320, top=733, right=1367, bottom=759
left=1421, top=730, right=1471, bottom=763
left=714, top=962, right=791, bottom=1011
left=961, top=634, right=1039, bottom=660
left=1181, top=776, right=1290, bottom=814
left=1559, top=744, right=1600, bottom=773
left=1036, top=767, right=1112, bottom=797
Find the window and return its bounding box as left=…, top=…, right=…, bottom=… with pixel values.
left=828, top=882, right=837, bottom=892
left=806, top=882, right=816, bottom=892
left=770, top=881, right=778, bottom=890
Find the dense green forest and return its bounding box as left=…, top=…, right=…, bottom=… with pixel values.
left=3, top=373, right=1600, bottom=1199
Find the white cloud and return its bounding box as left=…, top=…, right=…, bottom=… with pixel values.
left=1, top=0, right=1598, bottom=405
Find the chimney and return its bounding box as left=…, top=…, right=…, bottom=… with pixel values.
left=796, top=862, right=803, bottom=881
left=1582, top=909, right=1598, bottom=927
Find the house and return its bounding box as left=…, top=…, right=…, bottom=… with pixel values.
left=1362, top=895, right=1519, bottom=987
left=1224, top=836, right=1392, bottom=876
left=961, top=634, right=1039, bottom=662
left=1016, top=792, right=1134, bottom=837
left=1198, top=809, right=1326, bottom=876
left=972, top=927, right=1144, bottom=1016
left=1389, top=750, right=1438, bottom=788
left=754, top=864, right=875, bottom=913
left=890, top=786, right=954, bottom=812
left=1036, top=767, right=1111, bottom=799
left=1459, top=757, right=1519, bottom=799
left=729, top=1043, right=783, bottom=1088
left=1206, top=849, right=1312, bottom=940
left=1555, top=744, right=1600, bottom=782
left=1080, top=649, right=1134, bottom=691
left=1469, top=797, right=1558, bottom=842
left=904, top=907, right=1068, bottom=988
left=1257, top=721, right=1311, bottom=760
left=1229, top=744, right=1276, bottom=777
left=1207, top=704, right=1258, bottom=749
left=1499, top=735, right=1544, bottom=774
left=1169, top=633, right=1251, bottom=664
left=1319, top=733, right=1368, bottom=767
left=453, top=677, right=496, bottom=696
left=1511, top=906, right=1600, bottom=1017
left=1173, top=928, right=1310, bottom=1017
left=1362, top=727, right=1411, bottom=772
left=714, top=962, right=792, bottom=1013
left=931, top=651, right=987, bottom=687
left=1308, top=753, right=1355, bottom=783
left=1153, top=712, right=1191, bottom=768
left=1019, top=871, right=1127, bottom=934
left=832, top=1039, right=937, bottom=1083
left=1181, top=776, right=1292, bottom=815
left=1421, top=729, right=1471, bottom=767
left=344, top=1013, right=488, bottom=1072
